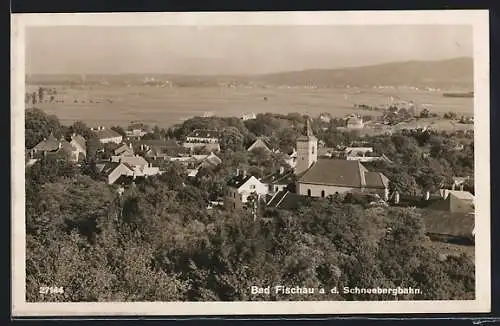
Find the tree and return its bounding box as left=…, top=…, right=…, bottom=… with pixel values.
left=219, top=127, right=245, bottom=152
left=38, top=87, right=45, bottom=103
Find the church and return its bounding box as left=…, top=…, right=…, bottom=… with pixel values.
left=294, top=120, right=389, bottom=200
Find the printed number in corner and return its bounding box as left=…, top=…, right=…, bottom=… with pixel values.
left=39, top=286, right=64, bottom=295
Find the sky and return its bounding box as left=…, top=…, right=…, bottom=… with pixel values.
left=25, top=25, right=473, bottom=75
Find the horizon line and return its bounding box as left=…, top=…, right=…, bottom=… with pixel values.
left=25, top=56, right=473, bottom=78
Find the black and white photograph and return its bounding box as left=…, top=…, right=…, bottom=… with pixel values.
left=11, top=10, right=490, bottom=316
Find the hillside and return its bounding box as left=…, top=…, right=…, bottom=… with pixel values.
left=255, top=57, right=473, bottom=89
left=27, top=57, right=473, bottom=90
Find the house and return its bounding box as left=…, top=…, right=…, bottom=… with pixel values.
left=187, top=152, right=223, bottom=177
left=241, top=112, right=257, bottom=121
left=260, top=166, right=295, bottom=195
left=319, top=113, right=332, bottom=123
left=344, top=147, right=390, bottom=163
left=135, top=139, right=190, bottom=159
left=125, top=122, right=149, bottom=140
left=198, top=152, right=223, bottom=169
left=284, top=148, right=297, bottom=168
left=30, top=133, right=84, bottom=163
left=98, top=155, right=161, bottom=184
left=224, top=170, right=268, bottom=210
left=92, top=126, right=123, bottom=144
left=70, top=134, right=87, bottom=160
left=422, top=190, right=475, bottom=243
left=346, top=115, right=364, bottom=129
left=113, top=143, right=135, bottom=157
left=294, top=120, right=389, bottom=199
left=432, top=190, right=475, bottom=214
left=247, top=137, right=274, bottom=153
left=182, top=129, right=221, bottom=152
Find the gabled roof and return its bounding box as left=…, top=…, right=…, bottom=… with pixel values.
left=299, top=159, right=365, bottom=187
left=266, top=190, right=305, bottom=210
left=247, top=137, right=273, bottom=152
left=71, top=134, right=87, bottom=150
left=114, top=155, right=149, bottom=167
left=364, top=172, right=390, bottom=189
left=421, top=209, right=474, bottom=237
left=187, top=129, right=220, bottom=139
left=32, top=133, right=60, bottom=151
left=260, top=169, right=295, bottom=185
left=226, top=175, right=252, bottom=189
left=94, top=128, right=122, bottom=140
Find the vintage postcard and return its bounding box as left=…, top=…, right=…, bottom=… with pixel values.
left=11, top=10, right=490, bottom=317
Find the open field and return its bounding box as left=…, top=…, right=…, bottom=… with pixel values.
left=26, top=84, right=474, bottom=128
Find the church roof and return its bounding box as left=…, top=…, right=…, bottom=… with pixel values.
left=298, top=159, right=388, bottom=189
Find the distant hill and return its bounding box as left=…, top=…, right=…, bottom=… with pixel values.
left=27, top=57, right=473, bottom=90
left=254, top=57, right=473, bottom=89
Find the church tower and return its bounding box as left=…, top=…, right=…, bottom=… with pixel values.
left=295, top=118, right=318, bottom=175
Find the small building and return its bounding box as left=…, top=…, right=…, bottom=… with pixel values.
left=70, top=134, right=87, bottom=160
left=224, top=171, right=268, bottom=210
left=97, top=155, right=161, bottom=185
left=113, top=143, right=135, bottom=157
left=241, top=112, right=257, bottom=121
left=260, top=166, right=295, bottom=195
left=30, top=133, right=85, bottom=163
left=183, top=129, right=221, bottom=152
left=346, top=115, right=364, bottom=129
left=92, top=126, right=123, bottom=144
left=247, top=137, right=274, bottom=153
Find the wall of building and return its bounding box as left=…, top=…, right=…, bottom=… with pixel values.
left=100, top=136, right=123, bottom=144
left=297, top=182, right=388, bottom=199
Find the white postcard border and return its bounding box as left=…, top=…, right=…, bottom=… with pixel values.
left=11, top=10, right=491, bottom=316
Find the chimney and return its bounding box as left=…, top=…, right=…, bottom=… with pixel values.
left=243, top=170, right=247, bottom=178
left=460, top=184, right=464, bottom=191
left=452, top=183, right=456, bottom=191
left=130, top=143, right=133, bottom=149
left=424, top=191, right=430, bottom=201
left=279, top=166, right=285, bottom=175
left=394, top=191, right=400, bottom=204
left=236, top=168, right=240, bottom=176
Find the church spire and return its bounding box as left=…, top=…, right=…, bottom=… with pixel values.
left=304, top=118, right=314, bottom=137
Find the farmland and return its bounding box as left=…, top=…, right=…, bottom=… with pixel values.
left=26, top=84, right=474, bottom=129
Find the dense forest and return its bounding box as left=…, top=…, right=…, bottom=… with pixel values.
left=25, top=108, right=474, bottom=301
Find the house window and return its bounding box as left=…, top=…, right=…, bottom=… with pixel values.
left=312, top=146, right=315, bottom=155
left=233, top=203, right=236, bottom=209
left=321, top=190, right=325, bottom=198
left=233, top=192, right=236, bottom=198
left=307, top=189, right=311, bottom=196
left=268, top=184, right=274, bottom=192
left=249, top=184, right=256, bottom=190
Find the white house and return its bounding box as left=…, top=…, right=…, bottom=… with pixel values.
left=346, top=115, right=364, bottom=129
left=70, top=134, right=87, bottom=161
left=92, top=126, right=123, bottom=144
left=183, top=129, right=221, bottom=151
left=241, top=112, right=257, bottom=121
left=224, top=171, right=268, bottom=210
